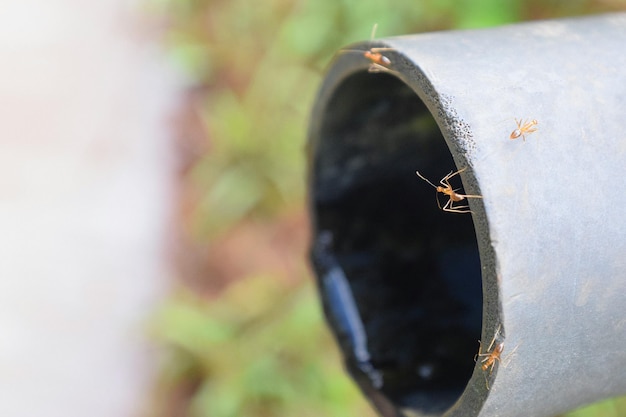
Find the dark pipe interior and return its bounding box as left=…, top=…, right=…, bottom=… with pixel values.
left=310, top=71, right=482, bottom=415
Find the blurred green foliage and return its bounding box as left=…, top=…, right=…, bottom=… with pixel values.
left=152, top=277, right=377, bottom=416
left=147, top=0, right=626, bottom=416
left=565, top=397, right=626, bottom=417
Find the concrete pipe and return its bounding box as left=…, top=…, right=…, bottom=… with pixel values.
left=307, top=13, right=626, bottom=417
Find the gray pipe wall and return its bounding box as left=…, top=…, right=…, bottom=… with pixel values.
left=307, top=13, right=626, bottom=417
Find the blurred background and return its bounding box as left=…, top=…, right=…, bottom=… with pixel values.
left=1, top=1, right=625, bottom=417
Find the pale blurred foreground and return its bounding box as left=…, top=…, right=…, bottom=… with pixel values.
left=0, top=2, right=180, bottom=416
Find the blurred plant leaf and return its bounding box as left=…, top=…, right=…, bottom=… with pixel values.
left=152, top=278, right=377, bottom=417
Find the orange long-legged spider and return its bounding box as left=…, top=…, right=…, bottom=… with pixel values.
left=475, top=325, right=519, bottom=389
left=415, top=167, right=482, bottom=214
left=340, top=24, right=395, bottom=73
left=475, top=325, right=503, bottom=389
left=510, top=118, right=538, bottom=141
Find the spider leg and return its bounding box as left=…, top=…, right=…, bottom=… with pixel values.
left=443, top=198, right=473, bottom=214
left=457, top=193, right=483, bottom=199
left=501, top=344, right=520, bottom=367
left=476, top=340, right=487, bottom=358
left=442, top=167, right=467, bottom=186
left=368, top=63, right=391, bottom=73
left=370, top=47, right=395, bottom=52
left=476, top=329, right=501, bottom=362
left=370, top=23, right=378, bottom=40
left=441, top=198, right=452, bottom=212
left=452, top=166, right=468, bottom=176
left=486, top=325, right=501, bottom=352
left=440, top=171, right=454, bottom=186
left=338, top=48, right=364, bottom=55
left=449, top=207, right=472, bottom=214
left=416, top=171, right=438, bottom=189
left=444, top=201, right=472, bottom=213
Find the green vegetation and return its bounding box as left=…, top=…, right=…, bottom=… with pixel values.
left=151, top=277, right=377, bottom=416
left=147, top=0, right=626, bottom=415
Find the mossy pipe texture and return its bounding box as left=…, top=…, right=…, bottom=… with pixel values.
left=307, top=13, right=626, bottom=417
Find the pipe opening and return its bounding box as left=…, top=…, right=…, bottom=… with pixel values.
left=310, top=71, right=483, bottom=414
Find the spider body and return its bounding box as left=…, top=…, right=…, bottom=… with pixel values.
left=510, top=118, right=538, bottom=141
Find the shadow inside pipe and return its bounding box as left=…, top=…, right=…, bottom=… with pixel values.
left=309, top=71, right=482, bottom=416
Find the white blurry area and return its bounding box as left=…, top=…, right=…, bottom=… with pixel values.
left=0, top=1, right=179, bottom=416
